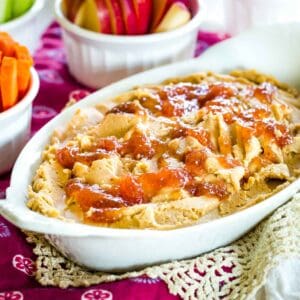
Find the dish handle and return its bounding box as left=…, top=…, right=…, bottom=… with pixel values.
left=0, top=200, right=23, bottom=226
left=0, top=199, right=87, bottom=236
left=0, top=200, right=52, bottom=233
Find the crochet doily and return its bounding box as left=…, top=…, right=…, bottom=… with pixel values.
left=26, top=194, right=300, bottom=300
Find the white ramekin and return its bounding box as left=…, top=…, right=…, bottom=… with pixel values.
left=55, top=0, right=204, bottom=88
left=0, top=0, right=45, bottom=53
left=0, top=68, right=40, bottom=175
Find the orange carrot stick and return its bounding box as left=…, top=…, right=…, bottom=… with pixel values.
left=14, top=45, right=33, bottom=65
left=0, top=57, right=18, bottom=110
left=17, top=59, right=31, bottom=98
left=0, top=69, right=2, bottom=112
left=0, top=32, right=13, bottom=40
left=0, top=37, right=16, bottom=57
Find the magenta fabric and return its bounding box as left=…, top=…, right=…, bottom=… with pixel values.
left=0, top=23, right=228, bottom=300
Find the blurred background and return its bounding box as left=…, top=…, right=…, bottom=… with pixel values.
left=23, top=0, right=300, bottom=52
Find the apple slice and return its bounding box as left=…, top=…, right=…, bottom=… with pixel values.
left=154, top=2, right=191, bottom=33
left=132, top=0, right=152, bottom=34
left=0, top=0, right=12, bottom=24
left=75, top=0, right=100, bottom=32
left=12, top=0, right=34, bottom=18
left=151, top=0, right=170, bottom=31
left=174, top=0, right=190, bottom=7
left=119, top=0, right=139, bottom=35
left=63, top=0, right=84, bottom=22
left=95, top=0, right=112, bottom=34
left=105, top=0, right=125, bottom=35
left=151, top=0, right=192, bottom=31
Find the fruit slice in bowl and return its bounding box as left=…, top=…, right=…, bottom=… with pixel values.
left=62, top=0, right=83, bottom=22
left=151, top=0, right=171, bottom=30
left=132, top=0, right=152, bottom=34
left=95, top=0, right=112, bottom=34
left=120, top=0, right=139, bottom=35
left=0, top=0, right=12, bottom=24
left=12, top=0, right=35, bottom=18
left=74, top=0, right=100, bottom=32
left=154, top=1, right=191, bottom=33
left=0, top=0, right=35, bottom=24
left=151, top=0, right=191, bottom=31
left=63, top=0, right=192, bottom=35
left=105, top=0, right=125, bottom=35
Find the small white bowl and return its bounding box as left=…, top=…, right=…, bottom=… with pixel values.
left=0, top=0, right=45, bottom=53
left=55, top=0, right=204, bottom=88
left=0, top=68, right=40, bottom=175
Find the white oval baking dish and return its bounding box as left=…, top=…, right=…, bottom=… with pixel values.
left=1, top=23, right=300, bottom=272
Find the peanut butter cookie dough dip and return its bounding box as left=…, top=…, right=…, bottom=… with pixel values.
left=28, top=70, right=300, bottom=229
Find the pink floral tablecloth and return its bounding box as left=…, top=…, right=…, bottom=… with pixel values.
left=0, top=23, right=228, bottom=300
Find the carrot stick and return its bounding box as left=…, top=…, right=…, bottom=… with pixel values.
left=14, top=45, right=33, bottom=65
left=0, top=69, right=2, bottom=112
left=0, top=32, right=16, bottom=56
left=0, top=51, right=2, bottom=63
left=0, top=38, right=16, bottom=57
left=0, top=32, right=13, bottom=41
left=17, top=59, right=31, bottom=98
left=0, top=57, right=18, bottom=110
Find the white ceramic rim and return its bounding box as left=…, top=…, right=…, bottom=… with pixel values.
left=0, top=68, right=40, bottom=121
left=54, top=0, right=205, bottom=44
left=0, top=0, right=45, bottom=31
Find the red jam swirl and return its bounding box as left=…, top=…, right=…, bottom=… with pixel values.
left=66, top=168, right=192, bottom=222
left=118, top=175, right=144, bottom=205
left=137, top=168, right=190, bottom=200
left=57, top=137, right=122, bottom=168
left=184, top=149, right=208, bottom=176
left=255, top=119, right=292, bottom=147
left=65, top=180, right=125, bottom=210
left=56, top=146, right=108, bottom=169
left=59, top=80, right=293, bottom=223
left=96, top=136, right=121, bottom=152
left=108, top=83, right=237, bottom=118
left=65, top=165, right=232, bottom=223
left=172, top=122, right=215, bottom=150
left=56, top=133, right=159, bottom=168
left=217, top=156, right=242, bottom=169
left=66, top=175, right=144, bottom=223
left=194, top=181, right=229, bottom=200
left=120, top=131, right=155, bottom=159
left=106, top=82, right=291, bottom=147
left=253, top=82, right=276, bottom=104
left=108, top=101, right=146, bottom=115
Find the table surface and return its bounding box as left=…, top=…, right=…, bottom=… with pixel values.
left=0, top=23, right=229, bottom=299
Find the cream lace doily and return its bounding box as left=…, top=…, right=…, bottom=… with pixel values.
left=26, top=194, right=300, bottom=300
